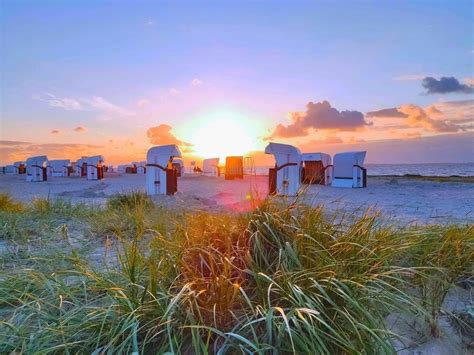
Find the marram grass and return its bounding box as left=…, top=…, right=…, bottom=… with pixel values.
left=0, top=192, right=472, bottom=353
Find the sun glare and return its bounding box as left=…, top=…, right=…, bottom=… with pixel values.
left=187, top=111, right=261, bottom=160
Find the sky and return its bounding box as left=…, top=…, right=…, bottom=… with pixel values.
left=1, top=0, right=473, bottom=166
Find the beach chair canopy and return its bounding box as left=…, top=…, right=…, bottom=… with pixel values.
left=14, top=161, right=25, bottom=167
left=26, top=155, right=48, bottom=167
left=147, top=145, right=182, bottom=167
left=333, top=151, right=366, bottom=178
left=301, top=153, right=331, bottom=167
left=86, top=155, right=105, bottom=166
left=132, top=161, right=146, bottom=167
left=264, top=142, right=301, bottom=167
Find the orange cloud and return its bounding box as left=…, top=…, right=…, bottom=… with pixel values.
left=74, top=126, right=87, bottom=133
left=146, top=124, right=193, bottom=153
left=398, top=104, right=461, bottom=132
left=50, top=129, right=60, bottom=134
left=0, top=140, right=104, bottom=165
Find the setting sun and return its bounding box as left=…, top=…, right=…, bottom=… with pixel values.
left=186, top=111, right=262, bottom=160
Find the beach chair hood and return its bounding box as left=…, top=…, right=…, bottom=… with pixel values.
left=147, top=145, right=182, bottom=167
left=264, top=142, right=301, bottom=167
left=86, top=155, right=105, bottom=165
left=26, top=155, right=48, bottom=167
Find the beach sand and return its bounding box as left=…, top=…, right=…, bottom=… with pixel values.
left=1, top=173, right=472, bottom=225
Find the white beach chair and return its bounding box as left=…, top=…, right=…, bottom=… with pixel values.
left=203, top=158, right=220, bottom=176
left=331, top=151, right=367, bottom=188
left=13, top=161, right=26, bottom=175
left=146, top=145, right=182, bottom=195
left=133, top=161, right=147, bottom=174
left=86, top=155, right=105, bottom=180
left=26, top=155, right=48, bottom=182
left=75, top=157, right=88, bottom=177
left=47, top=159, right=71, bottom=177
left=264, top=142, right=302, bottom=196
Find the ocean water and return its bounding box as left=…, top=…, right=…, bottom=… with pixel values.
left=253, top=163, right=474, bottom=177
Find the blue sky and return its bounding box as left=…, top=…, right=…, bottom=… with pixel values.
left=1, top=0, right=473, bottom=164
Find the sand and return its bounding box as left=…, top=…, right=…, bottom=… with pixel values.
left=1, top=173, right=473, bottom=225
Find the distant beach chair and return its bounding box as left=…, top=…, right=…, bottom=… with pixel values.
left=26, top=155, right=48, bottom=182
left=14, top=161, right=26, bottom=174
left=225, top=156, right=244, bottom=180
left=265, top=142, right=302, bottom=197
left=75, top=157, right=88, bottom=177
left=46, top=159, right=71, bottom=177
left=301, top=153, right=332, bottom=185
left=331, top=151, right=367, bottom=188
left=133, top=161, right=147, bottom=174
left=146, top=144, right=182, bottom=195
left=85, top=155, right=105, bottom=181
left=203, top=158, right=220, bottom=177
left=4, top=165, right=16, bottom=174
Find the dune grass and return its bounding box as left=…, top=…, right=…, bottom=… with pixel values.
left=0, top=192, right=472, bottom=353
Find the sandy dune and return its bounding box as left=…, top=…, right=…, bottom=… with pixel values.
left=1, top=173, right=472, bottom=224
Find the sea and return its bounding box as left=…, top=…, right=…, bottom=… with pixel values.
left=253, top=163, right=474, bottom=177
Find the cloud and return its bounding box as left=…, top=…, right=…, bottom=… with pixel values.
left=38, top=93, right=83, bottom=111
left=0, top=141, right=104, bottom=165
left=190, top=78, right=203, bottom=86
left=422, top=76, right=473, bottom=94
left=137, top=99, right=150, bottom=108
left=169, top=88, right=181, bottom=95
left=397, top=105, right=461, bottom=132
left=394, top=74, right=426, bottom=81
left=366, top=108, right=408, bottom=118
left=268, top=100, right=370, bottom=138
left=82, top=96, right=134, bottom=116
left=146, top=124, right=193, bottom=151
left=74, top=126, right=87, bottom=133
left=321, top=136, right=343, bottom=144
left=50, top=129, right=60, bottom=134
left=464, top=77, right=474, bottom=86
left=145, top=20, right=155, bottom=26
left=36, top=93, right=134, bottom=118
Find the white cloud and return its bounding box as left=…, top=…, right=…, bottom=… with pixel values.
left=145, top=20, right=155, bottom=27
left=190, top=78, right=203, bottom=86
left=82, top=96, right=133, bottom=116
left=169, top=88, right=181, bottom=95
left=36, top=93, right=135, bottom=119
left=39, top=93, right=83, bottom=111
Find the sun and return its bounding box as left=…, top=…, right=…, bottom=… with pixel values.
left=187, top=111, right=261, bottom=160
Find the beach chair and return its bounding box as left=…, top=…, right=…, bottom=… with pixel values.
left=203, top=158, right=220, bottom=177
left=86, top=155, right=105, bottom=180
left=264, top=142, right=302, bottom=197
left=146, top=145, right=182, bottom=195
left=225, top=156, right=243, bottom=180
left=26, top=155, right=48, bottom=182
left=331, top=151, right=367, bottom=188
left=47, top=159, right=71, bottom=177
left=14, top=161, right=26, bottom=174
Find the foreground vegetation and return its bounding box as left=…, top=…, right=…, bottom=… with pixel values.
left=0, top=192, right=472, bottom=353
